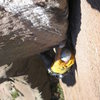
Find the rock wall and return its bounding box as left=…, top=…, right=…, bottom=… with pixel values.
left=0, top=55, right=51, bottom=100
left=0, top=0, right=68, bottom=65
left=60, top=0, right=100, bottom=100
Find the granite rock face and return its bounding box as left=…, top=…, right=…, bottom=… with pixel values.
left=0, top=0, right=68, bottom=65
left=60, top=0, right=100, bottom=100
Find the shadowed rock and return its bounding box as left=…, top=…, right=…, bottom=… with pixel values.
left=0, top=0, right=68, bottom=65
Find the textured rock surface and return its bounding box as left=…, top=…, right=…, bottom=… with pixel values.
left=60, top=0, right=100, bottom=100
left=0, top=0, right=68, bottom=65
left=0, top=55, right=51, bottom=100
